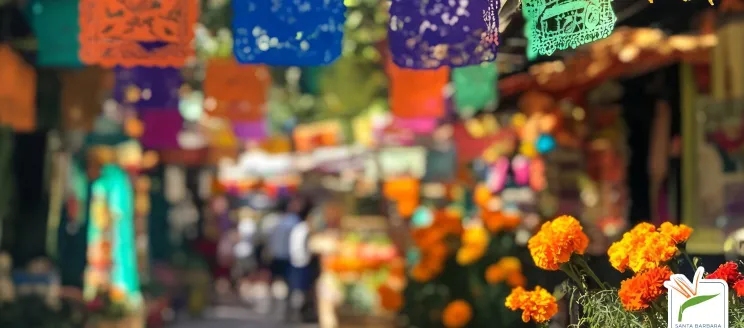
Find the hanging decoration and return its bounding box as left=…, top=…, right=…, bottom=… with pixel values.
left=203, top=59, right=271, bottom=120
left=293, top=120, right=344, bottom=153
left=388, top=62, right=449, bottom=119
left=452, top=63, right=499, bottom=117
left=139, top=110, right=183, bottom=150
left=78, top=0, right=199, bottom=67
left=0, top=45, right=36, bottom=132
left=523, top=0, right=616, bottom=57
left=388, top=0, right=499, bottom=69
left=27, top=0, right=82, bottom=67
left=113, top=67, right=182, bottom=110
left=61, top=68, right=111, bottom=131
left=232, top=0, right=346, bottom=65
left=84, top=164, right=143, bottom=309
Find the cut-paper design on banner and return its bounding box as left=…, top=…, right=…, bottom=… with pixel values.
left=232, top=0, right=346, bottom=66
left=113, top=67, right=182, bottom=110
left=388, top=62, right=449, bottom=118
left=388, top=0, right=499, bottom=69
left=523, top=0, right=616, bottom=56
left=28, top=0, right=82, bottom=67
left=453, top=63, right=499, bottom=116
left=203, top=59, right=270, bottom=121
left=0, top=46, right=36, bottom=132
left=79, top=0, right=199, bottom=67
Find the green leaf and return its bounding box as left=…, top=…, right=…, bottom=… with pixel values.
left=678, top=293, right=719, bottom=322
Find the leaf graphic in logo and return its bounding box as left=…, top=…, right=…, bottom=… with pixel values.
left=678, top=293, right=719, bottom=322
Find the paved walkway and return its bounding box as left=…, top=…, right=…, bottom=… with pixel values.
left=172, top=305, right=318, bottom=328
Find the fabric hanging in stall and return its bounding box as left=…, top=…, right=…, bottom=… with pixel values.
left=388, top=0, right=499, bottom=69
left=113, top=67, right=182, bottom=110
left=84, top=164, right=142, bottom=308
left=78, top=0, right=198, bottom=67
left=26, top=0, right=82, bottom=67
left=452, top=63, right=499, bottom=116
left=61, top=67, right=111, bottom=131
left=0, top=45, right=36, bottom=131
left=388, top=62, right=449, bottom=119
left=232, top=0, right=346, bottom=65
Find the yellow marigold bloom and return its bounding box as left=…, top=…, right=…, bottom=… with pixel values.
left=527, top=215, right=589, bottom=271
left=442, top=300, right=473, bottom=328
left=456, top=226, right=489, bottom=265
left=608, top=222, right=678, bottom=273
left=659, top=222, right=693, bottom=244
left=505, top=286, right=558, bottom=323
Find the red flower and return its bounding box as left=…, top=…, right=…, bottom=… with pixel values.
left=734, top=280, right=744, bottom=297
left=706, top=262, right=744, bottom=285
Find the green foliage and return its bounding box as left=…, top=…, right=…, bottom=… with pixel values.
left=401, top=232, right=525, bottom=328
left=569, top=289, right=646, bottom=328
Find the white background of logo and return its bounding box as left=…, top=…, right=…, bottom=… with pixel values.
left=667, top=280, right=728, bottom=328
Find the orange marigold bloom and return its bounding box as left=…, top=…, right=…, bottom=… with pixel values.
left=377, top=285, right=403, bottom=311
left=608, top=222, right=676, bottom=273
left=411, top=263, right=438, bottom=282
left=527, top=215, right=589, bottom=271
left=507, top=273, right=527, bottom=287
left=442, top=300, right=473, bottom=328
left=109, top=287, right=127, bottom=302
left=486, top=257, right=525, bottom=286
left=456, top=226, right=489, bottom=265
left=485, top=264, right=506, bottom=284
left=474, top=184, right=491, bottom=208
left=659, top=222, right=693, bottom=244
left=618, top=266, right=672, bottom=311
left=505, top=286, right=558, bottom=323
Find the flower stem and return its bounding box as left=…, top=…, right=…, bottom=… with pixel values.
left=574, top=256, right=606, bottom=289
left=560, top=263, right=585, bottom=292
left=681, top=248, right=697, bottom=273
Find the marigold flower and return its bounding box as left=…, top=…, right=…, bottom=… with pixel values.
left=486, top=257, right=526, bottom=287
left=377, top=285, right=403, bottom=311
left=706, top=261, right=744, bottom=285
left=442, top=300, right=473, bottom=328
left=505, top=286, right=558, bottom=323
left=607, top=222, right=677, bottom=273
left=456, top=226, right=489, bottom=265
left=659, top=222, right=693, bottom=244
left=109, top=287, right=127, bottom=302
left=733, top=280, right=744, bottom=297
left=507, top=273, right=527, bottom=287
left=411, top=263, right=438, bottom=282
left=618, top=266, right=672, bottom=311
left=485, top=264, right=506, bottom=284
left=527, top=215, right=589, bottom=271
left=474, top=184, right=491, bottom=208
